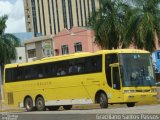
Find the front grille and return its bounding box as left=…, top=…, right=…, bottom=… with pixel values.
left=136, top=89, right=150, bottom=92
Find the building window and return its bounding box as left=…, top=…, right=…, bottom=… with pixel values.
left=74, top=42, right=82, bottom=52
left=28, top=49, right=36, bottom=58
left=41, top=0, right=46, bottom=35
left=48, top=0, right=52, bottom=34
left=83, top=0, right=87, bottom=26
left=157, top=52, right=160, bottom=59
left=37, top=0, right=42, bottom=34
left=79, top=0, right=83, bottom=26
left=61, top=45, right=69, bottom=55
left=62, top=0, right=68, bottom=29
left=87, top=0, right=90, bottom=19
left=91, top=0, right=96, bottom=13
left=51, top=0, right=57, bottom=34
left=31, top=0, right=38, bottom=36
left=75, top=0, right=79, bottom=26
left=55, top=0, right=60, bottom=32
left=68, top=0, right=73, bottom=28
left=28, top=28, right=31, bottom=32
left=19, top=56, right=22, bottom=60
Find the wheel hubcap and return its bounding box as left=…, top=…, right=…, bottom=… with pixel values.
left=100, top=96, right=104, bottom=105
left=38, top=100, right=43, bottom=108
left=26, top=100, right=31, bottom=109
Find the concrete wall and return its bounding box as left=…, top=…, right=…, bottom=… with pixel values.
left=12, top=47, right=26, bottom=63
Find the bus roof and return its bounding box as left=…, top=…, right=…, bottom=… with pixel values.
left=99, top=49, right=150, bottom=54
left=5, top=49, right=149, bottom=68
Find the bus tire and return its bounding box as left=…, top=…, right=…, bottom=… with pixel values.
left=63, top=105, right=72, bottom=110
left=24, top=97, right=34, bottom=112
left=47, top=106, right=60, bottom=111
left=126, top=102, right=135, bottom=107
left=99, top=93, right=108, bottom=109
left=35, top=96, right=46, bottom=111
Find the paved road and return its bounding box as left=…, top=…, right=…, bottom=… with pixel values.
left=1, top=104, right=160, bottom=120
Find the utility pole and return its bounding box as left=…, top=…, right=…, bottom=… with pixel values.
left=0, top=66, right=5, bottom=111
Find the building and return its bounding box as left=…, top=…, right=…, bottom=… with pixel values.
left=10, top=32, right=34, bottom=64
left=53, top=27, right=101, bottom=55
left=24, top=36, right=53, bottom=62
left=23, top=0, right=100, bottom=36
left=13, top=32, right=34, bottom=45
left=11, top=47, right=27, bottom=64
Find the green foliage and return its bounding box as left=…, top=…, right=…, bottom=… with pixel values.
left=89, top=0, right=127, bottom=49
left=0, top=15, right=20, bottom=65
left=89, top=0, right=160, bottom=52
left=124, top=0, right=160, bottom=52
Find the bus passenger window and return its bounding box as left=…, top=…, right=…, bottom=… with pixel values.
left=77, top=64, right=83, bottom=73
left=69, top=63, right=78, bottom=74
left=37, top=65, right=43, bottom=78
left=57, top=67, right=66, bottom=76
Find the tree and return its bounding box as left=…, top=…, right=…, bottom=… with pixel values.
left=124, top=0, right=160, bottom=52
left=89, top=0, right=160, bottom=52
left=88, top=0, right=130, bottom=49
left=0, top=15, right=20, bottom=84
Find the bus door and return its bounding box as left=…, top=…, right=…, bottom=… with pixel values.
left=110, top=64, right=123, bottom=103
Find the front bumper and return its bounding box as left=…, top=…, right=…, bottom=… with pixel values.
left=124, top=92, right=157, bottom=103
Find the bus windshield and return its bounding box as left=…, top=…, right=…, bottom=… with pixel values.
left=119, top=53, right=156, bottom=87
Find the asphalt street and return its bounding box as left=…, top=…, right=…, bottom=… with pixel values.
left=1, top=104, right=160, bottom=120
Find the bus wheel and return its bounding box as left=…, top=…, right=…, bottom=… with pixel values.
left=126, top=102, right=135, bottom=107
left=63, top=105, right=72, bottom=110
left=36, top=96, right=46, bottom=111
left=47, top=106, right=60, bottom=111
left=99, top=93, right=108, bottom=109
left=24, top=97, right=34, bottom=112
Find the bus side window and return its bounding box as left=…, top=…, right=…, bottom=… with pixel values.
left=56, top=61, right=68, bottom=76
left=51, top=63, right=57, bottom=77
left=68, top=62, right=78, bottom=74
left=43, top=64, right=51, bottom=77
left=5, top=69, right=13, bottom=83
left=73, top=58, right=85, bottom=74
left=77, top=63, right=84, bottom=73
left=37, top=65, right=44, bottom=78
left=16, top=67, right=24, bottom=81
left=24, top=67, right=32, bottom=80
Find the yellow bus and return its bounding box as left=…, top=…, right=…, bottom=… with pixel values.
left=3, top=49, right=157, bottom=111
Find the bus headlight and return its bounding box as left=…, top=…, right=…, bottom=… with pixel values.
left=150, top=88, right=157, bottom=93
left=124, top=90, right=136, bottom=93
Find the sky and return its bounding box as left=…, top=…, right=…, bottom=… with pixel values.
left=0, top=0, right=26, bottom=33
